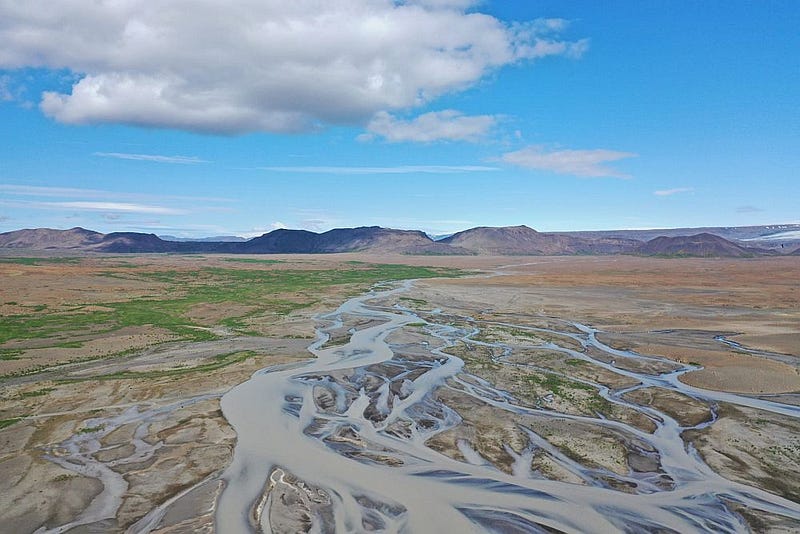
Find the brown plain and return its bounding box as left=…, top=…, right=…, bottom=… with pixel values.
left=418, top=255, right=800, bottom=394
left=1, top=253, right=799, bottom=531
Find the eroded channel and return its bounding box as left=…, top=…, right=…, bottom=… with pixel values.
left=214, top=280, right=800, bottom=533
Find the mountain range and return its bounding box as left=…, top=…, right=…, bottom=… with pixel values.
left=560, top=223, right=800, bottom=251
left=0, top=224, right=795, bottom=257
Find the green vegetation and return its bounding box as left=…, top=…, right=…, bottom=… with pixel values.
left=54, top=341, right=84, bottom=348
left=473, top=325, right=546, bottom=344
left=452, top=343, right=502, bottom=371
left=18, top=387, right=54, bottom=398
left=0, top=349, right=23, bottom=360
left=0, top=257, right=81, bottom=265
left=526, top=373, right=594, bottom=397
left=399, top=296, right=428, bottom=306
left=0, top=262, right=464, bottom=377
left=77, top=424, right=105, bottom=434
left=0, top=308, right=120, bottom=345
left=586, top=395, right=614, bottom=414
left=62, top=351, right=261, bottom=381
left=501, top=327, right=541, bottom=339
left=526, top=371, right=615, bottom=416
left=0, top=417, right=23, bottom=430
left=472, top=326, right=585, bottom=352
left=222, top=258, right=283, bottom=265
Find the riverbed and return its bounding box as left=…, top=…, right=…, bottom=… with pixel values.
left=214, top=280, right=800, bottom=533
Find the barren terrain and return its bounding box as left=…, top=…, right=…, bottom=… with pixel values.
left=1, top=254, right=798, bottom=532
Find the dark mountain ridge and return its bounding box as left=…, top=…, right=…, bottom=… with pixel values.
left=562, top=223, right=800, bottom=251
left=0, top=225, right=780, bottom=257
left=0, top=227, right=104, bottom=249
left=0, top=226, right=464, bottom=255
left=441, top=225, right=639, bottom=255
left=635, top=233, right=764, bottom=257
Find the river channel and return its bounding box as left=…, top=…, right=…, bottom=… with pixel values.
left=214, top=280, right=800, bottom=533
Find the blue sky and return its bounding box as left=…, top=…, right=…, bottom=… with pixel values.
left=1, top=1, right=798, bottom=237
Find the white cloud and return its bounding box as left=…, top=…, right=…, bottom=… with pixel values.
left=240, top=228, right=272, bottom=239
left=0, top=184, right=230, bottom=203
left=261, top=165, right=498, bottom=174
left=500, top=145, right=637, bottom=178
left=287, top=208, right=345, bottom=232
left=45, top=201, right=186, bottom=215
left=0, top=75, right=14, bottom=101
left=298, top=219, right=333, bottom=232
left=242, top=216, right=340, bottom=235
left=654, top=187, right=693, bottom=196
left=0, top=184, right=97, bottom=198
left=360, top=110, right=496, bottom=142
left=94, top=152, right=207, bottom=164
left=407, top=0, right=481, bottom=8
left=0, top=199, right=186, bottom=215
left=0, top=2, right=586, bottom=134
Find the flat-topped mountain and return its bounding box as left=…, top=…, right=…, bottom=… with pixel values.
left=0, top=227, right=103, bottom=249
left=238, top=228, right=320, bottom=253
left=441, top=225, right=638, bottom=255
left=241, top=226, right=432, bottom=253
left=316, top=227, right=432, bottom=253
left=441, top=225, right=546, bottom=254
left=0, top=227, right=223, bottom=254
left=635, top=233, right=758, bottom=257
left=94, top=232, right=187, bottom=253
left=238, top=226, right=465, bottom=254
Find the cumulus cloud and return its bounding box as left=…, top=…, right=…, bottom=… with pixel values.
left=361, top=110, right=496, bottom=142
left=654, top=187, right=693, bottom=196
left=500, top=145, right=637, bottom=178
left=94, top=152, right=207, bottom=164
left=0, top=2, right=586, bottom=134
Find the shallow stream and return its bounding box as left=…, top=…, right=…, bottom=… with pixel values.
left=214, top=280, right=800, bottom=533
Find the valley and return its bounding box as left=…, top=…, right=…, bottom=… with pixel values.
left=0, top=254, right=798, bottom=532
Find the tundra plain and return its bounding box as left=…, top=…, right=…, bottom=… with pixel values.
left=0, top=254, right=798, bottom=532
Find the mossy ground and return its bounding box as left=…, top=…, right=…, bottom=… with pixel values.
left=0, top=257, right=464, bottom=378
